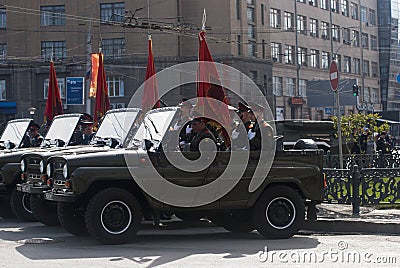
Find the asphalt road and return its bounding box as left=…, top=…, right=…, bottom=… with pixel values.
left=0, top=218, right=399, bottom=268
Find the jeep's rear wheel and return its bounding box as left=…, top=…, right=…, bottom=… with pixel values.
left=10, top=188, right=36, bottom=221
left=30, top=195, right=59, bottom=226
left=85, top=188, right=142, bottom=244
left=0, top=196, right=15, bottom=218
left=253, top=185, right=304, bottom=239
left=58, top=202, right=88, bottom=236
left=212, top=213, right=254, bottom=233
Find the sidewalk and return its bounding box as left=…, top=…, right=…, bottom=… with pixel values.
left=302, top=203, right=400, bottom=234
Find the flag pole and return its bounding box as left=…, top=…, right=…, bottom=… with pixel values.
left=201, top=9, right=206, bottom=32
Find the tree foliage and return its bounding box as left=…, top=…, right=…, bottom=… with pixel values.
left=331, top=113, right=389, bottom=154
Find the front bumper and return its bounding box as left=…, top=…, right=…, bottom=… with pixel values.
left=16, top=183, right=49, bottom=194
left=44, top=190, right=77, bottom=202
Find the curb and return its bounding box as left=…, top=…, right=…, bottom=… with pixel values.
left=302, top=219, right=400, bottom=235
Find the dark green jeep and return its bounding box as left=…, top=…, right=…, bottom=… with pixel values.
left=44, top=107, right=324, bottom=244
left=17, top=108, right=141, bottom=226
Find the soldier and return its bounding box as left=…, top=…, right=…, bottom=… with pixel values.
left=188, top=117, right=217, bottom=151
left=80, top=114, right=95, bottom=145
left=28, top=122, right=44, bottom=147
left=175, top=99, right=193, bottom=147
left=376, top=131, right=390, bottom=154
left=247, top=102, right=274, bottom=151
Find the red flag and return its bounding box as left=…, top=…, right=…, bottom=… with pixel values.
left=197, top=31, right=230, bottom=147
left=94, top=53, right=110, bottom=127
left=44, top=61, right=63, bottom=123
left=141, top=36, right=160, bottom=113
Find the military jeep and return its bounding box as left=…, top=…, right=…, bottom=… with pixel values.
left=0, top=118, right=33, bottom=151
left=17, top=108, right=141, bottom=226
left=44, top=107, right=324, bottom=244
left=0, top=113, right=90, bottom=221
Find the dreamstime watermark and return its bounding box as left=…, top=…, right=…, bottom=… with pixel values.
left=123, top=61, right=276, bottom=207
left=257, top=240, right=397, bottom=264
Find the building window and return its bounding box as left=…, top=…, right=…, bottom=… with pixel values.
left=369, top=9, right=376, bottom=25
left=334, top=54, right=341, bottom=71
left=352, top=30, right=359, bottom=46
left=100, top=2, right=125, bottom=23
left=370, top=35, right=377, bottom=50
left=310, top=49, right=319, bottom=68
left=371, top=88, right=379, bottom=103
left=0, top=9, right=5, bottom=29
left=41, top=5, right=65, bottom=26
left=309, top=18, right=318, bottom=37
left=273, top=76, right=283, bottom=96
left=309, top=0, right=317, bottom=7
left=344, top=56, right=351, bottom=73
left=248, top=25, right=256, bottom=39
left=285, top=78, right=295, bottom=96
left=246, top=0, right=254, bottom=4
left=360, top=6, right=367, bottom=22
left=320, top=0, right=328, bottom=10
left=107, top=76, right=124, bottom=97
left=248, top=41, right=257, bottom=57
left=298, top=47, right=307, bottom=66
left=236, top=0, right=241, bottom=19
left=271, top=42, right=281, bottom=62
left=321, top=21, right=329, bottom=39
left=270, top=8, right=281, bottom=28
left=261, top=4, right=265, bottom=25
left=321, top=51, right=329, bottom=69
left=284, top=45, right=294, bottom=64
left=284, top=12, right=294, bottom=31
left=341, top=0, right=349, bottom=16
left=331, top=0, right=339, bottom=13
left=297, top=15, right=307, bottom=35
left=262, top=39, right=266, bottom=59
left=249, top=71, right=257, bottom=83
left=0, top=80, right=5, bottom=100
left=237, top=35, right=242, bottom=56
left=353, top=58, right=360, bottom=74
left=247, top=7, right=255, bottom=23
left=362, top=33, right=368, bottom=49
left=362, top=60, right=369, bottom=76
left=41, top=41, right=66, bottom=61
left=364, top=87, right=370, bottom=102
left=343, top=28, right=351, bottom=44
left=44, top=78, right=65, bottom=99
left=299, top=79, right=307, bottom=97
left=332, top=24, right=340, bottom=42
left=102, top=38, right=125, bottom=59
left=371, top=62, right=378, bottom=78
left=298, top=0, right=306, bottom=3
left=351, top=2, right=358, bottom=20
left=0, top=44, right=6, bottom=61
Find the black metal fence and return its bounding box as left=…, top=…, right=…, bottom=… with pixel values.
left=323, top=153, right=400, bottom=213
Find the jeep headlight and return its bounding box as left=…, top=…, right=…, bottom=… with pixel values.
left=46, top=163, right=52, bottom=177
left=62, top=164, right=68, bottom=179
left=20, top=159, right=26, bottom=172
left=39, top=160, right=44, bottom=173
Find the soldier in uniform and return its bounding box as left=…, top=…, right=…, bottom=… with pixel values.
left=188, top=117, right=217, bottom=151
left=80, top=114, right=95, bottom=145
left=28, top=122, right=44, bottom=147
left=247, top=102, right=274, bottom=151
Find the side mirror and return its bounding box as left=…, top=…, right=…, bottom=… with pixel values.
left=5, top=140, right=15, bottom=149
left=107, top=138, right=119, bottom=148
left=55, top=139, right=65, bottom=147
left=142, top=139, right=154, bottom=151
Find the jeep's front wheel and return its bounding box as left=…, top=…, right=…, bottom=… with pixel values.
left=253, top=185, right=304, bottom=239
left=10, top=188, right=36, bottom=221
left=57, top=202, right=88, bottom=236
left=85, top=188, right=142, bottom=244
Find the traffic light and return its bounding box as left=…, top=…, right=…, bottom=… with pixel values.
left=352, top=85, right=359, bottom=97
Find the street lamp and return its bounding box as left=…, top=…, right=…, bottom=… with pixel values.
left=27, top=107, right=36, bottom=119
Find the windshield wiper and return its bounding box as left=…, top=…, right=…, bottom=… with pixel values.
left=146, top=116, right=160, bottom=134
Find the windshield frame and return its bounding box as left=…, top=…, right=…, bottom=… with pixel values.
left=0, top=119, right=32, bottom=148
left=44, top=114, right=82, bottom=145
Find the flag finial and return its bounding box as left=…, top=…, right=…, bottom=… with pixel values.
left=202, top=9, right=206, bottom=31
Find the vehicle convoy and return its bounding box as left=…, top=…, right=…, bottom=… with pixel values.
left=44, top=107, right=325, bottom=244
left=0, top=113, right=90, bottom=221
left=0, top=118, right=33, bottom=150
left=17, top=108, right=141, bottom=226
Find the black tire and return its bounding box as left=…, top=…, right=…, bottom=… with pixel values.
left=57, top=202, right=88, bottom=236
left=0, top=196, right=16, bottom=218
left=212, top=213, right=254, bottom=233
left=175, top=212, right=202, bottom=221
left=85, top=188, right=142, bottom=245
left=252, top=185, right=304, bottom=239
left=10, top=188, right=36, bottom=221
left=30, top=195, right=59, bottom=226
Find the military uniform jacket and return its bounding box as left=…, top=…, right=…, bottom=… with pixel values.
left=249, top=120, right=273, bottom=151
left=189, top=128, right=216, bottom=151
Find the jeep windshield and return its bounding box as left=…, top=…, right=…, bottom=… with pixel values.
left=0, top=120, right=31, bottom=147
left=130, top=109, right=176, bottom=148
left=44, top=116, right=81, bottom=145
left=93, top=110, right=140, bottom=144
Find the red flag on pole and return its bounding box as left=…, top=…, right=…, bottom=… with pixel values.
left=94, top=53, right=110, bottom=127
left=44, top=61, right=63, bottom=123
left=141, top=36, right=160, bottom=113
left=197, top=30, right=231, bottom=147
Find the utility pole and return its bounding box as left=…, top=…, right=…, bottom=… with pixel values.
left=86, top=21, right=92, bottom=115
left=294, top=0, right=300, bottom=119
left=358, top=0, right=365, bottom=113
